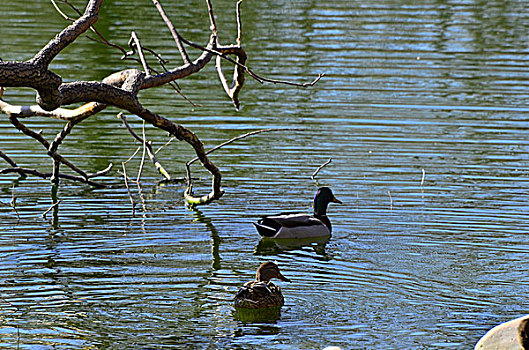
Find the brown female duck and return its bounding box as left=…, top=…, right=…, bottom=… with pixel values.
left=234, top=261, right=291, bottom=309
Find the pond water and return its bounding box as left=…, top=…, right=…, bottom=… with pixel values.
left=1, top=0, right=529, bottom=349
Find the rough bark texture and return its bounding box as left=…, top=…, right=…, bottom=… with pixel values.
left=0, top=0, right=320, bottom=207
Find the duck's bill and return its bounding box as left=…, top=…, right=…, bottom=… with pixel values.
left=332, top=196, right=342, bottom=204
left=278, top=272, right=292, bottom=282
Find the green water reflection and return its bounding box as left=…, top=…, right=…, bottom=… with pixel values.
left=1, top=0, right=529, bottom=349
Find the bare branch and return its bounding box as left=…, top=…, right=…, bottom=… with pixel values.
left=53, top=0, right=130, bottom=57
left=236, top=0, right=243, bottom=46
left=119, top=113, right=172, bottom=181
left=205, top=0, right=218, bottom=35
left=216, top=52, right=246, bottom=109
left=184, top=128, right=293, bottom=206
left=0, top=167, right=106, bottom=187
left=10, top=184, right=20, bottom=222
left=311, top=158, right=332, bottom=180
left=141, top=34, right=217, bottom=89
left=137, top=120, right=147, bottom=183
left=87, top=163, right=113, bottom=179
left=7, top=114, right=112, bottom=181
left=151, top=0, right=191, bottom=64
left=121, top=162, right=136, bottom=216
left=0, top=100, right=106, bottom=121
left=216, top=1, right=247, bottom=110
left=32, top=0, right=104, bottom=67
left=0, top=0, right=323, bottom=208
left=129, top=32, right=150, bottom=75
left=42, top=200, right=63, bottom=219
left=0, top=150, right=17, bottom=167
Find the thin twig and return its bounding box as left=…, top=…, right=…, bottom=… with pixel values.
left=180, top=36, right=325, bottom=87
left=236, top=0, right=243, bottom=46
left=184, top=128, right=293, bottom=206
left=0, top=150, right=17, bottom=167
left=155, top=137, right=175, bottom=155
left=155, top=61, right=201, bottom=107
left=0, top=167, right=106, bottom=187
left=87, top=163, right=113, bottom=179
left=10, top=184, right=20, bottom=222
left=125, top=146, right=142, bottom=163
left=151, top=0, right=191, bottom=64
left=311, top=158, right=332, bottom=180
left=137, top=120, right=147, bottom=183
left=388, top=190, right=393, bottom=211
left=53, top=0, right=129, bottom=56
left=130, top=32, right=150, bottom=75
left=121, top=162, right=136, bottom=216
left=187, top=128, right=294, bottom=166
left=42, top=200, right=63, bottom=219
left=51, top=0, right=75, bottom=20
left=59, top=0, right=83, bottom=16
left=205, top=0, right=218, bottom=35
left=420, top=168, right=426, bottom=191
left=259, top=72, right=325, bottom=87
left=119, top=113, right=172, bottom=180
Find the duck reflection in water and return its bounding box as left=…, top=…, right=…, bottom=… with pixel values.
left=255, top=235, right=331, bottom=259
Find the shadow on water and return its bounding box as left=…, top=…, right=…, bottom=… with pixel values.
left=255, top=236, right=331, bottom=260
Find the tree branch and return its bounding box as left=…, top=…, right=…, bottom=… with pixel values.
left=0, top=0, right=323, bottom=208
left=311, top=158, right=332, bottom=180
left=31, top=0, right=104, bottom=67
left=151, top=0, right=191, bottom=65
left=0, top=150, right=18, bottom=168
left=184, top=128, right=293, bottom=206
left=119, top=112, right=172, bottom=181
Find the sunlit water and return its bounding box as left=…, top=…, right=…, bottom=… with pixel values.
left=1, top=1, right=529, bottom=349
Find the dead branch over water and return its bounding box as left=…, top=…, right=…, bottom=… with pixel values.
left=0, top=0, right=322, bottom=207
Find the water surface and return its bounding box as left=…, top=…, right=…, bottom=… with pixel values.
left=1, top=0, right=529, bottom=349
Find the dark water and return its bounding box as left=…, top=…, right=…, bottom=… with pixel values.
left=1, top=1, right=529, bottom=349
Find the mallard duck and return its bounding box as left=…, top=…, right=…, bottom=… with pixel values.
left=234, top=261, right=291, bottom=309
left=253, top=187, right=342, bottom=239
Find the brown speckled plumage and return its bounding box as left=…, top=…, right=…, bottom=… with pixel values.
left=234, top=262, right=290, bottom=309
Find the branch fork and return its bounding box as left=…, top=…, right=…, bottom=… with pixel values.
left=0, top=0, right=323, bottom=208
